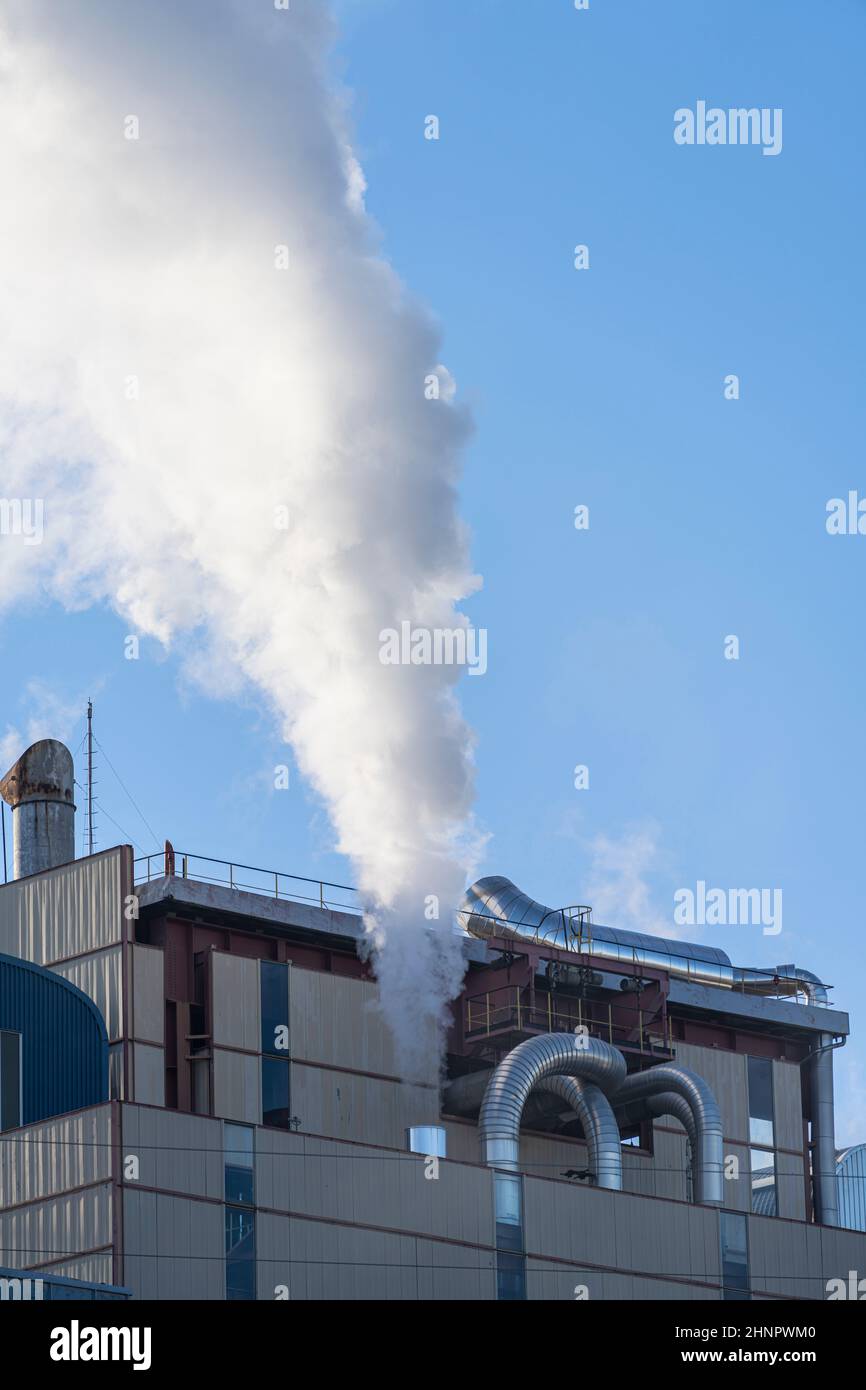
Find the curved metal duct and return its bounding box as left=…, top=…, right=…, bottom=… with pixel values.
left=479, top=1032, right=626, bottom=1171
left=535, top=1075, right=622, bottom=1191
left=616, top=1091, right=697, bottom=1149
left=461, top=876, right=829, bottom=1003
left=734, top=963, right=828, bottom=1006
left=613, top=1064, right=723, bottom=1205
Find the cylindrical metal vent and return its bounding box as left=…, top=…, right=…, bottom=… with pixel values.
left=406, top=1125, right=447, bottom=1158
left=0, top=740, right=75, bottom=880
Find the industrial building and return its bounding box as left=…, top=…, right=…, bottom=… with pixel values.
left=1, top=738, right=866, bottom=1300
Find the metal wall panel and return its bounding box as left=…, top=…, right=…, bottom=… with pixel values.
left=0, top=1185, right=112, bottom=1270
left=675, top=1042, right=749, bottom=1142
left=131, top=944, right=165, bottom=1045
left=776, top=1148, right=807, bottom=1221
left=212, top=952, right=259, bottom=1051
left=213, top=1047, right=260, bottom=1125
left=291, top=1064, right=435, bottom=1149
left=646, top=1126, right=690, bottom=1202
left=254, top=1214, right=494, bottom=1301
left=289, top=968, right=439, bottom=1086
left=523, top=1176, right=723, bottom=1295
left=816, top=1222, right=866, bottom=1297
left=0, top=849, right=125, bottom=964
left=773, top=1058, right=804, bottom=1153
left=747, top=1212, right=825, bottom=1299
left=131, top=1044, right=165, bottom=1107
left=255, top=1127, right=495, bottom=1248
left=122, top=1190, right=223, bottom=1299
left=527, top=1266, right=719, bottom=1300
left=121, top=1105, right=223, bottom=1202
left=40, top=1252, right=114, bottom=1286
left=52, top=947, right=122, bottom=1043
left=723, top=1142, right=751, bottom=1213
left=0, top=1105, right=112, bottom=1207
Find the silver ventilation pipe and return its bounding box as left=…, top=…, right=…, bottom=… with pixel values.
left=808, top=1032, right=840, bottom=1226
left=616, top=1091, right=697, bottom=1150
left=613, top=1064, right=723, bottom=1205
left=616, top=1091, right=699, bottom=1198
left=0, top=740, right=75, bottom=880
left=461, top=876, right=830, bottom=1004
left=535, top=1075, right=623, bottom=1191
left=479, top=1032, right=626, bottom=1172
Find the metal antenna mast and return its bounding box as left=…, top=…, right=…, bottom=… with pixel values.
left=87, top=699, right=95, bottom=856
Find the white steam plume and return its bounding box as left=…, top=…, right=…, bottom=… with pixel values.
left=0, top=0, right=481, bottom=1076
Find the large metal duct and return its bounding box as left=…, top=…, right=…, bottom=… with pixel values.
left=0, top=740, right=75, bottom=880
left=535, top=1074, right=622, bottom=1190
left=616, top=1091, right=697, bottom=1150
left=809, top=1033, right=839, bottom=1226
left=461, top=876, right=830, bottom=1004
left=613, top=1064, right=723, bottom=1205
left=479, top=1032, right=626, bottom=1171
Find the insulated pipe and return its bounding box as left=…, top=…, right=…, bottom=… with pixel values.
left=461, top=876, right=831, bottom=1004
left=535, top=1075, right=622, bottom=1190
left=614, top=1064, right=723, bottom=1205
left=615, top=1091, right=698, bottom=1199
left=479, top=1032, right=626, bottom=1171
left=616, top=1091, right=697, bottom=1150
left=809, top=1033, right=839, bottom=1226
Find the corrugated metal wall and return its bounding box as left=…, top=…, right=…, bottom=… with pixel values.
left=0, top=1104, right=114, bottom=1277
left=0, top=1106, right=113, bottom=1206
left=51, top=947, right=123, bottom=1042
left=0, top=849, right=125, bottom=963
left=524, top=1175, right=723, bottom=1299
left=290, top=967, right=439, bottom=1086
left=120, top=1102, right=497, bottom=1300
left=0, top=953, right=108, bottom=1124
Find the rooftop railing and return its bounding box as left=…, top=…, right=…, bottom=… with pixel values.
left=133, top=849, right=362, bottom=915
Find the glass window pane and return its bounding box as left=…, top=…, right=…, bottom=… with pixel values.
left=224, top=1123, right=255, bottom=1204
left=0, top=1031, right=21, bottom=1131
left=262, top=1056, right=290, bottom=1129
left=747, top=1057, right=774, bottom=1145
left=496, top=1253, right=526, bottom=1301
left=261, top=961, right=289, bottom=1057
left=750, top=1148, right=777, bottom=1217
left=720, top=1211, right=750, bottom=1301
left=224, top=1123, right=254, bottom=1166
left=494, top=1172, right=522, bottom=1226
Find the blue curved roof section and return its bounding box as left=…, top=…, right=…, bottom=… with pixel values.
left=0, top=951, right=109, bottom=1126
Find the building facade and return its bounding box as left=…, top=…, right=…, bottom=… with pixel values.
left=0, top=740, right=865, bottom=1301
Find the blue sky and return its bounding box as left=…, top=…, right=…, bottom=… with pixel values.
left=2, top=0, right=865, bottom=1135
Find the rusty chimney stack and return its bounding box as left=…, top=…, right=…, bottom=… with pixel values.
left=0, top=740, right=76, bottom=879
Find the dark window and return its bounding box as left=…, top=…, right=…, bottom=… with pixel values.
left=262, top=1056, right=290, bottom=1129
left=496, top=1253, right=526, bottom=1301
left=493, top=1173, right=525, bottom=1295
left=261, top=961, right=289, bottom=1057
left=747, top=1056, right=774, bottom=1147
left=224, top=1123, right=255, bottom=1206
left=225, top=1206, right=256, bottom=1300
left=0, top=1031, right=21, bottom=1131
left=720, top=1211, right=750, bottom=1300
